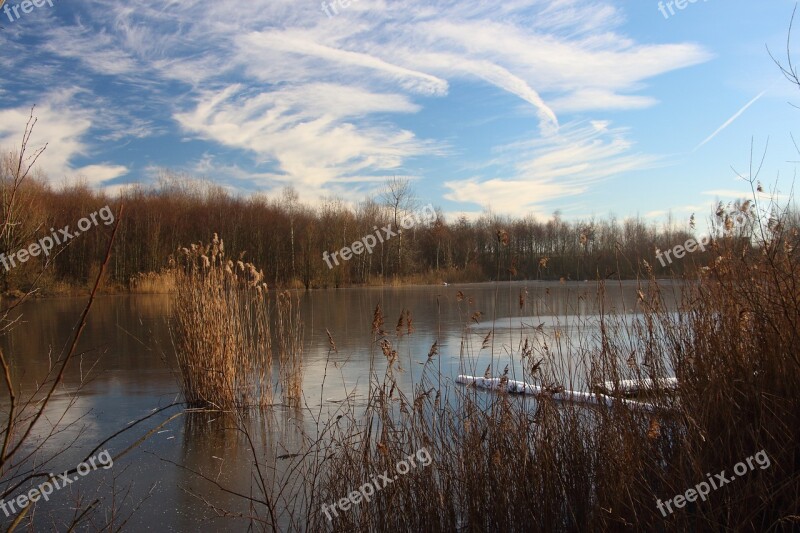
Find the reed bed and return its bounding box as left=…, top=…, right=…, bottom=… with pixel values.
left=170, top=234, right=273, bottom=409
left=295, top=197, right=800, bottom=531
left=129, top=270, right=176, bottom=293
left=184, top=197, right=798, bottom=531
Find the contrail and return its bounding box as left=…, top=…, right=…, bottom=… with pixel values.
left=694, top=90, right=767, bottom=152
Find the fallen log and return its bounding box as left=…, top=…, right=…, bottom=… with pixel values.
left=455, top=375, right=659, bottom=412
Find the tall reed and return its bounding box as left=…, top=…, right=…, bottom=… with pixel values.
left=276, top=290, right=304, bottom=405
left=185, top=195, right=798, bottom=532
left=299, top=193, right=799, bottom=531
left=170, top=234, right=273, bottom=409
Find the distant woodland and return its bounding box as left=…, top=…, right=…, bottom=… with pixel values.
left=1, top=154, right=760, bottom=294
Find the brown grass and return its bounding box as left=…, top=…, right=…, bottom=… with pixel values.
left=129, top=270, right=176, bottom=293
left=276, top=290, right=304, bottom=405
left=170, top=234, right=273, bottom=409
left=293, top=194, right=800, bottom=531
left=182, top=194, right=799, bottom=532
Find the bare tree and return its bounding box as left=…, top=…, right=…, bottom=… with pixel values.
left=380, top=177, right=416, bottom=276
left=0, top=108, right=47, bottom=292
left=282, top=186, right=299, bottom=284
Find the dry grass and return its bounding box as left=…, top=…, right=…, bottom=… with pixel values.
left=170, top=234, right=273, bottom=409
left=296, top=194, right=800, bottom=532
left=182, top=194, right=799, bottom=532
left=129, top=270, right=176, bottom=293
left=169, top=234, right=306, bottom=411
left=276, top=290, right=304, bottom=405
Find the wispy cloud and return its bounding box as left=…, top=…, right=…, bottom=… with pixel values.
left=1, top=0, right=713, bottom=206
left=174, top=83, right=440, bottom=191
left=0, top=93, right=129, bottom=187
left=443, top=122, right=661, bottom=218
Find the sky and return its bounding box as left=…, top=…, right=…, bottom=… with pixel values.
left=0, top=0, right=799, bottom=228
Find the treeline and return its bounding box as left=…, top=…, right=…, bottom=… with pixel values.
left=0, top=163, right=758, bottom=293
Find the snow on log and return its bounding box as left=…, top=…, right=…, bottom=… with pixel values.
left=592, top=377, right=679, bottom=396
left=454, top=376, right=542, bottom=394
left=455, top=375, right=658, bottom=411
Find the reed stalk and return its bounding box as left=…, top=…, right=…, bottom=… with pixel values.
left=170, top=234, right=273, bottom=409
left=276, top=290, right=304, bottom=405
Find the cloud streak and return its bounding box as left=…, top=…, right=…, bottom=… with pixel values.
left=694, top=90, right=767, bottom=152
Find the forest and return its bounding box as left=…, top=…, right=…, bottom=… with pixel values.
left=0, top=147, right=758, bottom=294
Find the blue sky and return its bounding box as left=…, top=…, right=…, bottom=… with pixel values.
left=0, top=0, right=798, bottom=228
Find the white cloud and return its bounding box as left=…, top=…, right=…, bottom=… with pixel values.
left=444, top=122, right=660, bottom=217
left=42, top=26, right=141, bottom=77
left=2, top=0, right=714, bottom=207
left=237, top=31, right=449, bottom=97
left=0, top=99, right=91, bottom=182
left=70, top=164, right=129, bottom=186
left=0, top=94, right=127, bottom=187
left=174, top=83, right=439, bottom=192
left=551, top=89, right=658, bottom=112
